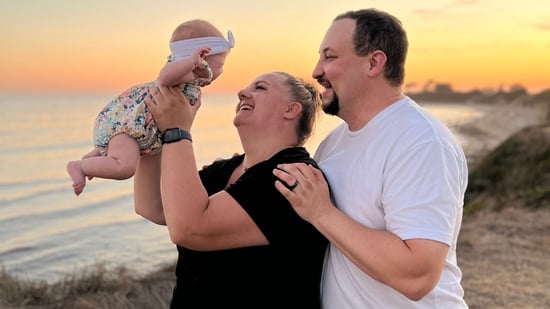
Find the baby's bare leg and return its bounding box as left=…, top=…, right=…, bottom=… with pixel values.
left=67, top=134, right=140, bottom=196
left=67, top=160, right=87, bottom=196
left=81, top=148, right=100, bottom=180
left=82, top=148, right=100, bottom=159
left=102, top=134, right=141, bottom=179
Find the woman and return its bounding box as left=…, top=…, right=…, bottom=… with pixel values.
left=134, top=72, right=328, bottom=308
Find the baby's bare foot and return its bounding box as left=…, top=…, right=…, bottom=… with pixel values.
left=66, top=161, right=86, bottom=196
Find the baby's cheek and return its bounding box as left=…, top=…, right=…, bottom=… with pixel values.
left=212, top=69, right=223, bottom=80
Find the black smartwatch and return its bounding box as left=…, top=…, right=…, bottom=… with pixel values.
left=161, top=128, right=192, bottom=144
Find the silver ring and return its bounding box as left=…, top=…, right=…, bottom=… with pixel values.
left=289, top=180, right=299, bottom=191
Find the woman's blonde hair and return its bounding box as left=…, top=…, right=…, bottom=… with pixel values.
left=275, top=72, right=322, bottom=146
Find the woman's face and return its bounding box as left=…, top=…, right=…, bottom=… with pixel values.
left=233, top=72, right=291, bottom=127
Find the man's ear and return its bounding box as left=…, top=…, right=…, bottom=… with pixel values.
left=283, top=102, right=303, bottom=119
left=366, top=50, right=387, bottom=78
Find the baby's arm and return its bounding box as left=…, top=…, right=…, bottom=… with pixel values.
left=157, top=47, right=210, bottom=87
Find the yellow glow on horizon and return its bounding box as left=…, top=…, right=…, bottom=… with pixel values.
left=1, top=1, right=549, bottom=94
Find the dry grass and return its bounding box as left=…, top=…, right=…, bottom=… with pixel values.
left=0, top=263, right=175, bottom=309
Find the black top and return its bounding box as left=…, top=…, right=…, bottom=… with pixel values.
left=169, top=147, right=328, bottom=309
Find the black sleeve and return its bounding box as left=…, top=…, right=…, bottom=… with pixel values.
left=199, top=155, right=244, bottom=195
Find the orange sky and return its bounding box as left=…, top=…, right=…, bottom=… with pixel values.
left=1, top=0, right=549, bottom=95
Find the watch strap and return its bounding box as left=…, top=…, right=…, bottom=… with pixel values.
left=161, top=128, right=192, bottom=144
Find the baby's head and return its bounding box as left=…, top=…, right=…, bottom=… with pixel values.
left=170, top=19, right=234, bottom=81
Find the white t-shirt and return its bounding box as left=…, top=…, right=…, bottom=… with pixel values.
left=316, top=97, right=469, bottom=308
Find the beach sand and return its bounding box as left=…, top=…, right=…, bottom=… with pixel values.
left=454, top=102, right=550, bottom=308
left=459, top=206, right=550, bottom=308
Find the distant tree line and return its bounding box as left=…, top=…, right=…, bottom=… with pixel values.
left=406, top=82, right=550, bottom=105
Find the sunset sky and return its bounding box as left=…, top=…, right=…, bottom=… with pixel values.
left=2, top=0, right=549, bottom=95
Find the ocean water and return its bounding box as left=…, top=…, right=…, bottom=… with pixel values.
left=0, top=92, right=481, bottom=283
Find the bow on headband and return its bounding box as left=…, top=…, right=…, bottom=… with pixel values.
left=169, top=30, right=235, bottom=61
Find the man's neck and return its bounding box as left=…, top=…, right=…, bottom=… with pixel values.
left=342, top=91, right=405, bottom=131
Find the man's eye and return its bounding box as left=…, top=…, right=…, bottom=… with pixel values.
left=255, top=85, right=266, bottom=90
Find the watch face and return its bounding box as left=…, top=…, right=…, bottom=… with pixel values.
left=165, top=129, right=177, bottom=140
left=163, top=129, right=179, bottom=143
left=162, top=128, right=191, bottom=143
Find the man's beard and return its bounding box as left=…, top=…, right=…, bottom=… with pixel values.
left=322, top=94, right=340, bottom=116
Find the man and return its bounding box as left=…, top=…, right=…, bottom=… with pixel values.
left=274, top=8, right=469, bottom=308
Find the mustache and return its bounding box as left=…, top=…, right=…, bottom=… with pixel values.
left=315, top=76, right=329, bottom=86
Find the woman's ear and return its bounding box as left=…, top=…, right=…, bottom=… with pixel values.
left=283, top=102, right=303, bottom=119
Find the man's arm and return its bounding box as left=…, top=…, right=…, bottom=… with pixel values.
left=273, top=163, right=448, bottom=301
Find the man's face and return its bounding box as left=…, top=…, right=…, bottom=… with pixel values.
left=312, top=19, right=365, bottom=117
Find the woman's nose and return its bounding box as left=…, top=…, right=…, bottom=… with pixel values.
left=237, top=89, right=249, bottom=101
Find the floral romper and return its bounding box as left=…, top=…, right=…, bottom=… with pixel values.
left=93, top=60, right=212, bottom=156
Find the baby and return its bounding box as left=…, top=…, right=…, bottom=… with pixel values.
left=67, top=19, right=234, bottom=195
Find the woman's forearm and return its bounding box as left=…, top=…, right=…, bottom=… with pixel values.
left=160, top=140, right=210, bottom=245
left=134, top=153, right=166, bottom=225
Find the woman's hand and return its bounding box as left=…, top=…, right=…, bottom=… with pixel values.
left=145, top=85, right=201, bottom=132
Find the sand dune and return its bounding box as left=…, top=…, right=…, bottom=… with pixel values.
left=456, top=102, right=548, bottom=169
left=455, top=102, right=550, bottom=308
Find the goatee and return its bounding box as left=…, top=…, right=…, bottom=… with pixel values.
left=323, top=95, right=340, bottom=116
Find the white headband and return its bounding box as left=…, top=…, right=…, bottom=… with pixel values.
left=169, top=30, right=235, bottom=61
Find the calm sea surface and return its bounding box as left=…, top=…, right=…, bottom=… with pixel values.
left=0, top=92, right=481, bottom=282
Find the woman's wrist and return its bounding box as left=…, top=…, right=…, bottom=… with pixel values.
left=161, top=128, right=192, bottom=144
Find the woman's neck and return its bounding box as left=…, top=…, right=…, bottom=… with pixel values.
left=237, top=124, right=299, bottom=171
left=241, top=143, right=295, bottom=171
